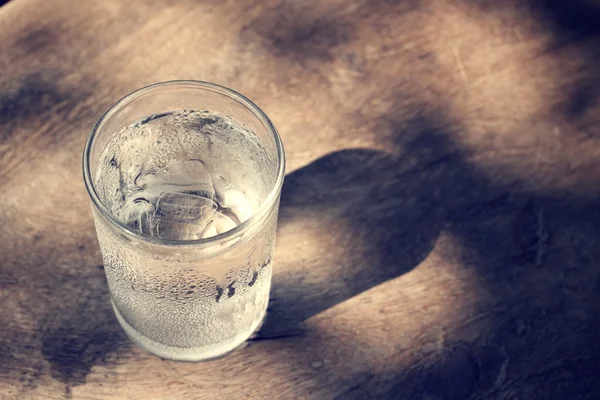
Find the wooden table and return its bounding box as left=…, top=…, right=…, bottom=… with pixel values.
left=2, top=0, right=600, bottom=398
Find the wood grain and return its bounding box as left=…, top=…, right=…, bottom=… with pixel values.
left=2, top=0, right=600, bottom=398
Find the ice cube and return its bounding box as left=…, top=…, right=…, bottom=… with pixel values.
left=156, top=192, right=217, bottom=224
left=137, top=159, right=216, bottom=200
left=155, top=219, right=202, bottom=240
left=197, top=213, right=237, bottom=239
left=219, top=189, right=253, bottom=222
left=152, top=192, right=218, bottom=240
left=212, top=212, right=238, bottom=235
left=164, top=158, right=215, bottom=198
left=122, top=197, right=156, bottom=235
left=199, top=221, right=217, bottom=239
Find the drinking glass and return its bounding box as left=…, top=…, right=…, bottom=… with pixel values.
left=83, top=81, right=285, bottom=361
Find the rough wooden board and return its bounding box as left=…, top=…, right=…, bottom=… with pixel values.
left=2, top=0, right=600, bottom=399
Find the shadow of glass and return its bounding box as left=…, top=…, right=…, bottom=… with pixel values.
left=253, top=108, right=600, bottom=398
left=256, top=121, right=462, bottom=338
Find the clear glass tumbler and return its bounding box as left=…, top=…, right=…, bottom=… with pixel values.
left=83, top=81, right=285, bottom=361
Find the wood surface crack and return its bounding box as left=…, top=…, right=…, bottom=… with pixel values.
left=247, top=332, right=304, bottom=342
left=332, top=374, right=375, bottom=400
left=453, top=46, right=469, bottom=85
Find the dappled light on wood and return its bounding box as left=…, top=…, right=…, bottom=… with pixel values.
left=2, top=0, right=600, bottom=398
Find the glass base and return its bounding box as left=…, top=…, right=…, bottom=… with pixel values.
left=112, top=300, right=266, bottom=362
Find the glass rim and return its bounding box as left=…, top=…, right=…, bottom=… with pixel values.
left=82, top=80, right=285, bottom=248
